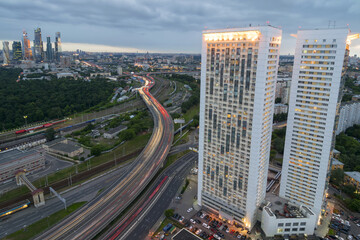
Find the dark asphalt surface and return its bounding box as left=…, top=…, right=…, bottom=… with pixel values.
left=124, top=152, right=197, bottom=240
left=0, top=163, right=131, bottom=238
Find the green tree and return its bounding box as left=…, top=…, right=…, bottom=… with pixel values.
left=270, top=149, right=277, bottom=162
left=275, top=97, right=282, bottom=103
left=45, top=128, right=56, bottom=141
left=330, top=168, right=344, bottom=187
left=164, top=209, right=174, bottom=218
left=91, top=144, right=103, bottom=156
left=273, top=138, right=285, bottom=154
left=119, top=129, right=136, bottom=141
left=344, top=198, right=360, bottom=212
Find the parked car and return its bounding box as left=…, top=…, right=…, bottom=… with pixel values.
left=187, top=207, right=194, bottom=213
left=190, top=219, right=196, bottom=224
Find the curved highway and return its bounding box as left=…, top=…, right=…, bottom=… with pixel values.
left=35, top=74, right=174, bottom=240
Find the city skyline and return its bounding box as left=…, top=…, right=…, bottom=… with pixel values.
left=0, top=0, right=359, bottom=55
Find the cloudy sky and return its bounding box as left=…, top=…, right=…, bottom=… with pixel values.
left=0, top=0, right=360, bottom=55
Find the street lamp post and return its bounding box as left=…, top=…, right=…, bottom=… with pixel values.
left=23, top=115, right=27, bottom=127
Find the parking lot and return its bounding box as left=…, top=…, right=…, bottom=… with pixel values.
left=170, top=208, right=251, bottom=240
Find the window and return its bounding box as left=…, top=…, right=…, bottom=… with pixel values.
left=300, top=222, right=306, bottom=226
left=278, top=223, right=284, bottom=227
left=292, top=228, right=298, bottom=231
left=293, top=222, right=299, bottom=226
left=299, top=228, right=305, bottom=231
left=285, top=223, right=291, bottom=227
left=284, top=228, right=290, bottom=232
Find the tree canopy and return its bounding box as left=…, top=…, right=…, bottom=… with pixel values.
left=0, top=68, right=117, bottom=129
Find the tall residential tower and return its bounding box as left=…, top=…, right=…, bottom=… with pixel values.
left=46, top=36, right=53, bottom=62
left=2, top=41, right=10, bottom=65
left=54, top=32, right=62, bottom=62
left=34, top=27, right=44, bottom=62
left=22, top=31, right=33, bottom=60
left=198, top=26, right=282, bottom=229
left=12, top=41, right=22, bottom=62
left=279, top=28, right=359, bottom=222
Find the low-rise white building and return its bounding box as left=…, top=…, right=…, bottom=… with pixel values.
left=103, top=125, right=127, bottom=139
left=274, top=104, right=288, bottom=115
left=90, top=72, right=111, bottom=78
left=261, top=194, right=317, bottom=237
left=336, top=101, right=360, bottom=134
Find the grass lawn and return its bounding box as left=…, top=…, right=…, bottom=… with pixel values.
left=0, top=133, right=151, bottom=205
left=174, top=104, right=199, bottom=131
left=173, top=130, right=190, bottom=146
left=328, top=228, right=335, bottom=235
left=3, top=201, right=86, bottom=240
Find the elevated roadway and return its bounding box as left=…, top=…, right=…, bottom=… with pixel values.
left=34, top=74, right=174, bottom=240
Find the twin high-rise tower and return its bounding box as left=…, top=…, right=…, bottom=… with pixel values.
left=198, top=26, right=282, bottom=228
left=279, top=28, right=355, bottom=222
left=198, top=25, right=358, bottom=235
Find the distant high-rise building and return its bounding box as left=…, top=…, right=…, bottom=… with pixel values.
left=12, top=41, right=22, bottom=62
left=22, top=31, right=33, bottom=60
left=2, top=41, right=10, bottom=65
left=46, top=36, right=53, bottom=62
left=198, top=26, right=282, bottom=229
left=117, top=66, right=122, bottom=75
left=55, top=32, right=62, bottom=62
left=279, top=28, right=359, bottom=223
left=34, top=27, right=44, bottom=62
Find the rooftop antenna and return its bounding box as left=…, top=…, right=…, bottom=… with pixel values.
left=333, top=21, right=336, bottom=28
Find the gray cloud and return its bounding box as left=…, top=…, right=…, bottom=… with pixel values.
left=0, top=0, right=359, bottom=54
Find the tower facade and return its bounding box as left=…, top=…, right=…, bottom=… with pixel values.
left=34, top=27, right=44, bottom=62
left=55, top=32, right=62, bottom=62
left=279, top=28, right=357, bottom=222
left=2, top=41, right=10, bottom=65
left=22, top=31, right=33, bottom=60
left=46, top=36, right=53, bottom=62
left=12, top=41, right=22, bottom=62
left=198, top=26, right=282, bottom=228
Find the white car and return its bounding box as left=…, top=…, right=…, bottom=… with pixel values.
left=200, top=213, right=206, bottom=218
left=195, top=229, right=202, bottom=235
left=202, top=223, right=210, bottom=229
left=179, top=216, right=184, bottom=222
left=187, top=207, right=194, bottom=213
left=226, top=228, right=230, bottom=233
left=190, top=219, right=196, bottom=224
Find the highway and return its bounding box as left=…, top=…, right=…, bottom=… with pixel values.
left=101, top=151, right=197, bottom=240
left=34, top=74, right=174, bottom=240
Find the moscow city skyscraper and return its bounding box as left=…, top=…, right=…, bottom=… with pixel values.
left=279, top=28, right=359, bottom=223
left=2, top=41, right=10, bottom=65
left=12, top=41, right=22, bottom=62
left=198, top=26, right=282, bottom=229
left=22, top=30, right=33, bottom=60
left=46, top=36, right=53, bottom=62
left=55, top=32, right=62, bottom=62
left=34, top=27, right=44, bottom=62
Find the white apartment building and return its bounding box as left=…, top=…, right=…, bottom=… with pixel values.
left=279, top=28, right=358, bottom=226
left=336, top=101, right=360, bottom=134
left=276, top=76, right=292, bottom=104
left=198, top=26, right=282, bottom=229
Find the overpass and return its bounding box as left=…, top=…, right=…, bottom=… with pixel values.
left=15, top=170, right=45, bottom=207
